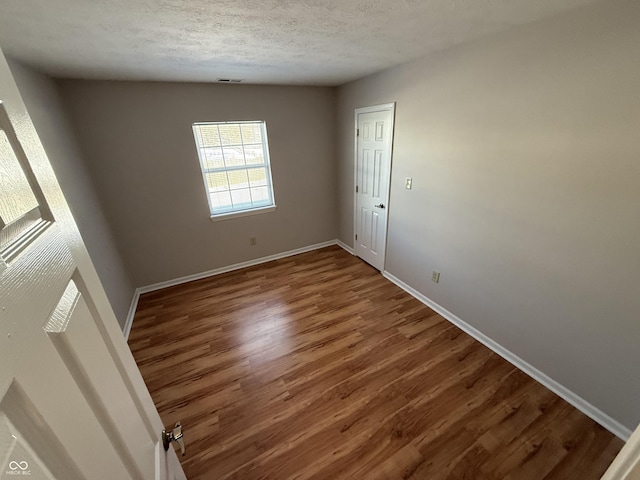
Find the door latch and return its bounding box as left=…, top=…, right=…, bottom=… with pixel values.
left=374, top=203, right=385, bottom=209
left=162, top=422, right=186, bottom=456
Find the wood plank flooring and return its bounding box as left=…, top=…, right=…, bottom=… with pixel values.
left=128, top=245, right=623, bottom=479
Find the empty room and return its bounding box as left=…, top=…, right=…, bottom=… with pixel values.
left=0, top=0, right=639, bottom=478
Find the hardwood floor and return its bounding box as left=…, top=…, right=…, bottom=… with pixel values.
left=129, top=245, right=623, bottom=479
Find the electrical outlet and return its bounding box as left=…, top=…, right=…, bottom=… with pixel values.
left=431, top=271, right=440, bottom=283
left=405, top=177, right=412, bottom=190
left=249, top=237, right=257, bottom=246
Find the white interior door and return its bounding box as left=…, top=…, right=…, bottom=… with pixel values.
left=354, top=103, right=395, bottom=271
left=0, top=52, right=185, bottom=479
left=602, top=423, right=640, bottom=479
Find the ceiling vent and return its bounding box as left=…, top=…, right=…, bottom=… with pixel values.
left=216, top=78, right=243, bottom=83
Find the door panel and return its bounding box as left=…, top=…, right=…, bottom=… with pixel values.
left=0, top=382, right=86, bottom=479
left=44, top=275, right=156, bottom=478
left=1, top=228, right=135, bottom=478
left=0, top=130, right=39, bottom=223
left=354, top=104, right=395, bottom=271
left=0, top=50, right=185, bottom=480
left=371, top=212, right=379, bottom=253
left=602, top=422, right=640, bottom=479
left=372, top=150, right=382, bottom=198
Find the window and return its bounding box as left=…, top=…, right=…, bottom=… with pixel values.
left=192, top=121, right=276, bottom=219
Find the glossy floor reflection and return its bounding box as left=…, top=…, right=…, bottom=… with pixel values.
left=129, top=245, right=622, bottom=480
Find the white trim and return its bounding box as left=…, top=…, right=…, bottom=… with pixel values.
left=209, top=205, right=276, bottom=222
left=355, top=102, right=397, bottom=115
left=382, top=270, right=632, bottom=441
left=336, top=240, right=355, bottom=255
left=123, top=289, right=141, bottom=341
left=139, top=240, right=337, bottom=295
left=122, top=240, right=632, bottom=442
left=123, top=240, right=339, bottom=340
left=352, top=110, right=357, bottom=255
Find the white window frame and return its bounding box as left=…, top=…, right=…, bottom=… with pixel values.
left=192, top=120, right=276, bottom=222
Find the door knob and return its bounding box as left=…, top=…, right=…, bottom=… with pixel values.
left=162, top=422, right=186, bottom=456
left=374, top=203, right=385, bottom=209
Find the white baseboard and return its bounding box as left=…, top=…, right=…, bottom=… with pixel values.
left=122, top=241, right=632, bottom=441
left=123, top=240, right=340, bottom=340
left=336, top=239, right=355, bottom=255
left=123, top=290, right=140, bottom=341
left=382, top=270, right=632, bottom=441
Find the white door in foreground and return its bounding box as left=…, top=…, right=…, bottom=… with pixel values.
left=602, top=425, right=640, bottom=480
left=354, top=103, right=395, bottom=271
left=0, top=50, right=186, bottom=480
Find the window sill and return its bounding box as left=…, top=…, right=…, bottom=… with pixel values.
left=209, top=205, right=276, bottom=223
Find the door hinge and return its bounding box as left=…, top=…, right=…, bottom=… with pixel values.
left=357, top=128, right=360, bottom=137
left=355, top=234, right=358, bottom=240
left=356, top=185, right=359, bottom=193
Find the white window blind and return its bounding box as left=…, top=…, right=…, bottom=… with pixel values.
left=192, top=121, right=275, bottom=217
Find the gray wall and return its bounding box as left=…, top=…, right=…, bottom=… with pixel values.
left=58, top=81, right=337, bottom=288
left=8, top=59, right=135, bottom=329
left=337, top=0, right=640, bottom=430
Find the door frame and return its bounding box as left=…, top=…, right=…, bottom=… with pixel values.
left=353, top=102, right=396, bottom=271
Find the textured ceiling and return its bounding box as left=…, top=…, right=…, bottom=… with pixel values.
left=0, top=0, right=601, bottom=86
